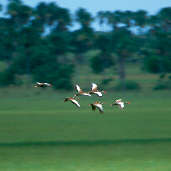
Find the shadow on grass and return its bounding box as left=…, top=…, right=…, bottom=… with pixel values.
left=1, top=138, right=171, bottom=147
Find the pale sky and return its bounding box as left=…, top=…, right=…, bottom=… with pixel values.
left=1, top=0, right=170, bottom=30
left=1, top=0, right=171, bottom=14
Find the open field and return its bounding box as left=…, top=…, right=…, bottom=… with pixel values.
left=73, top=63, right=159, bottom=91
left=0, top=88, right=171, bottom=170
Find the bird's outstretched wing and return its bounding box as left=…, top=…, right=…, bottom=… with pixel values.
left=71, top=99, right=80, bottom=108
left=75, top=84, right=82, bottom=93
left=91, top=83, right=98, bottom=91
left=37, top=82, right=43, bottom=85
left=93, top=91, right=102, bottom=97
left=118, top=102, right=124, bottom=109
left=95, top=103, right=104, bottom=113
left=82, top=92, right=91, bottom=96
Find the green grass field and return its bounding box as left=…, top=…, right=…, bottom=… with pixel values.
left=0, top=87, right=171, bottom=171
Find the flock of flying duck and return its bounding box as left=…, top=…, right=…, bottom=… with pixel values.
left=34, top=82, right=130, bottom=114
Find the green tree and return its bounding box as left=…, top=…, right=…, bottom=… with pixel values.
left=157, top=7, right=171, bottom=32
left=0, top=4, right=6, bottom=61
left=133, top=10, right=148, bottom=28
left=0, top=0, right=75, bottom=89
left=75, top=8, right=94, bottom=29
left=7, top=0, right=32, bottom=27
left=143, top=7, right=171, bottom=74
left=97, top=10, right=138, bottom=89
left=112, top=29, right=137, bottom=87
left=34, top=2, right=71, bottom=32
left=55, top=7, right=72, bottom=32
left=90, top=33, right=114, bottom=73
left=142, top=7, right=171, bottom=89
left=100, top=11, right=121, bottom=30
left=71, top=8, right=94, bottom=63
left=1, top=0, right=33, bottom=64
left=143, top=31, right=171, bottom=74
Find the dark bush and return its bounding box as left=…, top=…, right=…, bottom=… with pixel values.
left=0, top=68, right=16, bottom=86
left=32, top=63, right=75, bottom=90
left=101, top=78, right=113, bottom=86
left=115, top=80, right=140, bottom=90
left=154, top=79, right=171, bottom=90
left=90, top=53, right=114, bottom=74
left=144, top=55, right=161, bottom=73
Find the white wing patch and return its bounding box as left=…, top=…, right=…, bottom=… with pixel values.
left=91, top=83, right=98, bottom=91
left=71, top=99, right=80, bottom=108
left=44, top=83, right=50, bottom=86
left=82, top=93, right=91, bottom=96
left=75, top=84, right=81, bottom=93
left=118, top=102, right=124, bottom=109
left=94, top=91, right=102, bottom=97
left=95, top=104, right=104, bottom=113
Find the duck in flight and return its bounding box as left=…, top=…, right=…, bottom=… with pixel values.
left=73, top=84, right=91, bottom=98
left=89, top=83, right=106, bottom=97
left=64, top=97, right=80, bottom=108
left=34, top=82, right=52, bottom=88
left=89, top=101, right=104, bottom=114
left=111, top=99, right=130, bottom=109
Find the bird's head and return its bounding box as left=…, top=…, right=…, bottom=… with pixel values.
left=64, top=98, right=69, bottom=102
left=46, top=83, right=52, bottom=87
left=102, top=90, right=107, bottom=94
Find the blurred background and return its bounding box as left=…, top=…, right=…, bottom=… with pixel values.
left=0, top=0, right=170, bottom=90
left=0, top=0, right=170, bottom=171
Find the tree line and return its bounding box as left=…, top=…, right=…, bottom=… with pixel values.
left=0, top=0, right=170, bottom=90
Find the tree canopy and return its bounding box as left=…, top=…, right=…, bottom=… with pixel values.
left=0, top=1, right=170, bottom=90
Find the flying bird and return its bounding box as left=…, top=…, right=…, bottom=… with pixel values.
left=89, top=101, right=104, bottom=114
left=64, top=97, right=80, bottom=108
left=73, top=84, right=91, bottom=98
left=111, top=99, right=130, bottom=109
left=89, top=83, right=106, bottom=97
left=34, top=82, right=52, bottom=88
